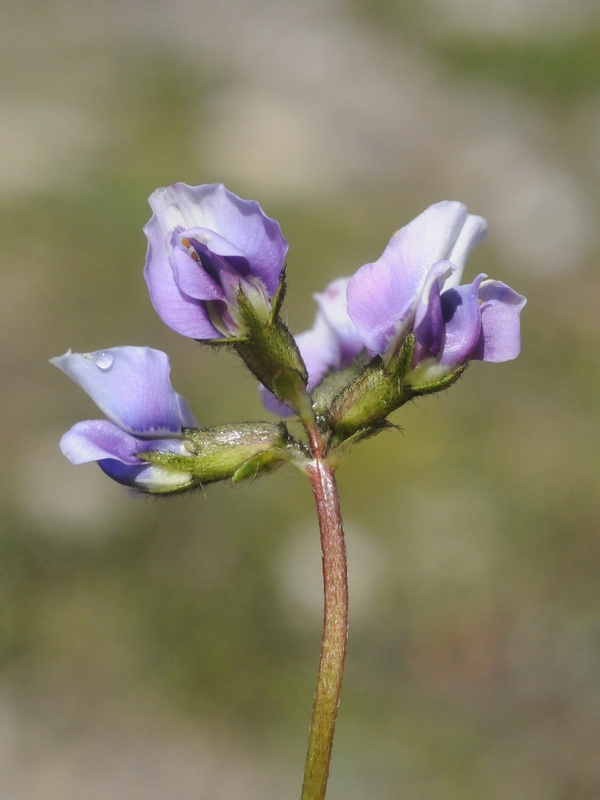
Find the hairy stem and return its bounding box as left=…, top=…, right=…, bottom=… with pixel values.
left=300, top=432, right=348, bottom=800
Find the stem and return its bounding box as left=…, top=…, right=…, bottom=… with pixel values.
left=301, top=432, right=348, bottom=800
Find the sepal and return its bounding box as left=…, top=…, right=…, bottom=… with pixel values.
left=327, top=421, right=394, bottom=466
left=271, top=368, right=313, bottom=423
left=309, top=354, right=370, bottom=418
left=269, top=268, right=288, bottom=322
left=405, top=361, right=467, bottom=395
left=326, top=335, right=416, bottom=446
left=232, top=448, right=292, bottom=483
left=233, top=290, right=309, bottom=414
left=141, top=422, right=294, bottom=485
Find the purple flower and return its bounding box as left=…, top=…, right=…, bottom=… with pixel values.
left=144, top=183, right=288, bottom=339
left=261, top=277, right=366, bottom=416
left=51, top=346, right=198, bottom=492
left=346, top=201, right=526, bottom=382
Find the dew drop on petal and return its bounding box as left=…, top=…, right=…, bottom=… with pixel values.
left=93, top=351, right=114, bottom=370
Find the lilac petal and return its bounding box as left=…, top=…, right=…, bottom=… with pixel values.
left=412, top=260, right=455, bottom=362
left=313, top=277, right=365, bottom=364
left=471, top=280, right=527, bottom=362
left=439, top=274, right=486, bottom=368
left=347, top=201, right=469, bottom=355
left=296, top=315, right=341, bottom=390
left=184, top=227, right=249, bottom=264
left=174, top=227, right=256, bottom=293
left=144, top=220, right=222, bottom=339
left=147, top=183, right=288, bottom=296
left=176, top=394, right=198, bottom=428
left=98, top=459, right=193, bottom=492
left=169, top=239, right=225, bottom=302
left=259, top=385, right=296, bottom=418
left=50, top=346, right=193, bottom=435
left=443, top=214, right=488, bottom=289
left=60, top=420, right=143, bottom=465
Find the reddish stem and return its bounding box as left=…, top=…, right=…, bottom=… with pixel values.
left=300, top=436, right=348, bottom=800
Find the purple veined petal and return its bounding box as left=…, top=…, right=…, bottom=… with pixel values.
left=176, top=394, right=198, bottom=428
left=98, top=459, right=193, bottom=492
left=60, top=420, right=144, bottom=465
left=412, top=260, right=455, bottom=363
left=181, top=227, right=249, bottom=263
left=183, top=236, right=261, bottom=312
left=147, top=184, right=288, bottom=297
left=169, top=236, right=225, bottom=302
left=439, top=274, right=486, bottom=369
left=347, top=201, right=469, bottom=356
left=313, top=277, right=365, bottom=364
left=443, top=214, right=488, bottom=289
left=51, top=346, right=191, bottom=436
left=144, top=221, right=222, bottom=339
left=297, top=314, right=341, bottom=390
left=346, top=258, right=410, bottom=357
left=60, top=421, right=193, bottom=467
left=178, top=228, right=254, bottom=286
left=471, top=280, right=527, bottom=362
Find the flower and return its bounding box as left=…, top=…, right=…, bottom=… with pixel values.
left=261, top=277, right=366, bottom=416
left=346, top=201, right=526, bottom=383
left=144, top=183, right=288, bottom=339
left=51, top=346, right=198, bottom=493
left=409, top=274, right=526, bottom=385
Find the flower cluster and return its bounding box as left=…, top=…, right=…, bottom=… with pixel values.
left=53, top=183, right=525, bottom=492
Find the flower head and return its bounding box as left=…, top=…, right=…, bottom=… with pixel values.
left=346, top=201, right=526, bottom=384
left=144, top=183, right=288, bottom=339
left=51, top=346, right=198, bottom=493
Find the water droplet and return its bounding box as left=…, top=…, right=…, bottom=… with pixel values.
left=93, top=351, right=113, bottom=370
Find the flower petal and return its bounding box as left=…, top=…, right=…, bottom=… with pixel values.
left=98, top=459, right=193, bottom=493
left=144, top=218, right=222, bottom=339
left=412, top=260, right=455, bottom=363
left=347, top=201, right=470, bottom=355
left=443, top=214, right=488, bottom=289
left=439, top=274, right=486, bottom=369
left=169, top=239, right=225, bottom=302
left=176, top=394, right=198, bottom=428
left=50, top=346, right=195, bottom=435
left=185, top=227, right=250, bottom=268
left=147, top=183, right=287, bottom=296
left=296, top=315, right=341, bottom=390
left=313, top=277, right=365, bottom=364
left=259, top=385, right=296, bottom=418
left=471, top=280, right=527, bottom=362
left=60, top=420, right=143, bottom=465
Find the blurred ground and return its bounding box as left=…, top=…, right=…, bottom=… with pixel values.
left=1, top=0, right=600, bottom=797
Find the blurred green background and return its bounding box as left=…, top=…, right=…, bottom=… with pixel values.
left=1, top=0, right=600, bottom=797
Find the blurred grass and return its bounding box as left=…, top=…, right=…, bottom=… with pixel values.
left=435, top=34, right=600, bottom=101
left=352, top=0, right=600, bottom=104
